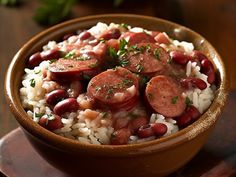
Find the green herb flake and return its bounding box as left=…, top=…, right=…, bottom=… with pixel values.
left=89, top=62, right=99, bottom=68
left=99, top=38, right=106, bottom=43
left=30, top=78, right=36, bottom=87
left=101, top=112, right=108, bottom=119
left=83, top=74, right=91, bottom=80
left=146, top=44, right=151, bottom=53
left=167, top=57, right=172, bottom=64
left=108, top=47, right=118, bottom=59
left=119, top=59, right=129, bottom=66
left=185, top=96, right=193, bottom=106
left=136, top=64, right=144, bottom=73
left=119, top=39, right=128, bottom=51
left=153, top=48, right=160, bottom=60
left=35, top=112, right=44, bottom=118
left=139, top=76, right=149, bottom=87
left=120, top=23, right=129, bottom=30
left=122, top=79, right=133, bottom=86
left=49, top=59, right=57, bottom=64
left=171, top=96, right=179, bottom=104
left=76, top=55, right=90, bottom=61
left=34, top=70, right=41, bottom=74
left=95, top=86, right=102, bottom=92
left=64, top=50, right=76, bottom=59
left=107, top=88, right=114, bottom=95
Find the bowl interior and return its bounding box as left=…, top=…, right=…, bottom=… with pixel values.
left=4, top=14, right=229, bottom=156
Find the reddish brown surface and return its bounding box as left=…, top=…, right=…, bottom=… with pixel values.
left=0, top=91, right=235, bottom=177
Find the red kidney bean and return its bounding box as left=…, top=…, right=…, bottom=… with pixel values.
left=192, top=50, right=208, bottom=61
left=41, top=48, right=62, bottom=61
left=78, top=31, right=92, bottom=41
left=176, top=113, right=192, bottom=128
left=113, top=117, right=129, bottom=130
left=63, top=33, right=74, bottom=40
left=100, top=28, right=121, bottom=40
left=28, top=52, right=43, bottom=68
left=170, top=51, right=192, bottom=65
left=186, top=105, right=201, bottom=121
left=128, top=117, right=148, bottom=134
left=177, top=105, right=200, bottom=128
left=53, top=98, right=79, bottom=116
left=39, top=114, right=63, bottom=130
left=180, top=77, right=207, bottom=90
left=137, top=124, right=155, bottom=138
left=151, top=123, right=167, bottom=136
left=110, top=128, right=131, bottom=145
left=201, top=59, right=215, bottom=84
left=45, top=89, right=68, bottom=105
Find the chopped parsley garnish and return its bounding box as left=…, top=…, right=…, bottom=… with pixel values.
left=153, top=48, right=160, bottom=60
left=139, top=76, right=149, bottom=87
left=29, top=78, right=36, bottom=87
left=76, top=55, right=90, bottom=61
left=119, top=59, right=129, bottom=66
left=119, top=39, right=128, bottom=51
left=34, top=69, right=41, bottom=74
left=120, top=23, right=129, bottom=30
left=83, top=74, right=91, bottom=80
left=34, top=112, right=44, bottom=118
left=167, top=57, right=172, bottom=64
left=122, top=79, right=133, bottom=86
left=64, top=50, right=76, bottom=59
left=49, top=59, right=57, bottom=64
left=101, top=112, right=108, bottom=119
left=88, top=62, right=99, bottom=68
left=171, top=96, right=179, bottom=104
left=95, top=86, right=102, bottom=92
left=99, top=38, right=106, bottom=43
left=185, top=96, right=193, bottom=106
left=146, top=44, right=151, bottom=53
left=107, top=88, right=114, bottom=95
left=108, top=47, right=118, bottom=59
left=136, top=64, right=144, bottom=73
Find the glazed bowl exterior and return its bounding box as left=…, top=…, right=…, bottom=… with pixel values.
left=4, top=14, right=229, bottom=177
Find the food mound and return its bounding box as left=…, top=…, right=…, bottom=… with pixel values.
left=20, top=22, right=216, bottom=145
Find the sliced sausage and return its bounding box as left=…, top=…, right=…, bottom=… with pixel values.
left=120, top=43, right=170, bottom=75
left=87, top=67, right=139, bottom=110
left=120, top=32, right=155, bottom=45
left=48, top=57, right=100, bottom=82
left=145, top=75, right=186, bottom=117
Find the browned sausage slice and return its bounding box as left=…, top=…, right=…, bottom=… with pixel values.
left=120, top=43, right=170, bottom=74
left=49, top=57, right=100, bottom=82
left=87, top=67, right=139, bottom=110
left=120, top=32, right=155, bottom=45
left=145, top=75, right=186, bottom=117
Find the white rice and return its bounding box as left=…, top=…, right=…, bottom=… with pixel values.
left=20, top=22, right=215, bottom=145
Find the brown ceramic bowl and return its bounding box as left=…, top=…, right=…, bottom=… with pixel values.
left=4, top=14, right=229, bottom=177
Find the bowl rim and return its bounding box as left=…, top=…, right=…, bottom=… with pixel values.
left=4, top=13, right=229, bottom=156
